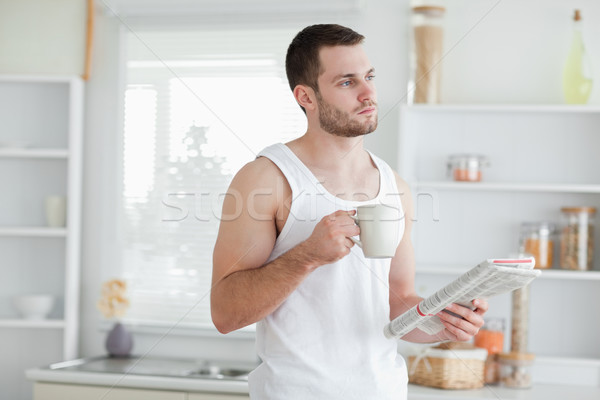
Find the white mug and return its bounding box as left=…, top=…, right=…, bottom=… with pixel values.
left=351, top=203, right=402, bottom=258
left=45, top=196, right=67, bottom=227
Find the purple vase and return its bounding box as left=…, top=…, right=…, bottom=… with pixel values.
left=106, top=322, right=133, bottom=357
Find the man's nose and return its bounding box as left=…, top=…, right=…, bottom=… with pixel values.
left=358, top=81, right=376, bottom=103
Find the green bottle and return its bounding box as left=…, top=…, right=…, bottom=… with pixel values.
left=563, top=9, right=593, bottom=104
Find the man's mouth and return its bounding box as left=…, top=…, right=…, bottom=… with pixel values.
left=358, top=107, right=376, bottom=115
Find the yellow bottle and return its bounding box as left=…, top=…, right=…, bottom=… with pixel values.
left=563, top=9, right=593, bottom=104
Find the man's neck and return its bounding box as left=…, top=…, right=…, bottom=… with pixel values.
left=288, top=129, right=368, bottom=171
left=286, top=129, right=380, bottom=201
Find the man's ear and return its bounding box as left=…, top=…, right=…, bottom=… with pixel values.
left=293, top=85, right=317, bottom=112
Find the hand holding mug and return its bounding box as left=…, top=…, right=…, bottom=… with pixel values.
left=351, top=204, right=402, bottom=259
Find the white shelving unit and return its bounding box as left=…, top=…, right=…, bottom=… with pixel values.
left=416, top=181, right=600, bottom=194
left=0, top=148, right=70, bottom=159
left=416, top=264, right=600, bottom=281
left=398, top=104, right=600, bottom=377
left=0, top=227, right=68, bottom=238
left=0, top=75, right=83, bottom=392
left=0, top=319, right=67, bottom=329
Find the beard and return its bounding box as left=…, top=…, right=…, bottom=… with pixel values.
left=316, top=94, right=378, bottom=138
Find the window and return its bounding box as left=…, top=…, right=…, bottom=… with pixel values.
left=120, top=28, right=306, bottom=330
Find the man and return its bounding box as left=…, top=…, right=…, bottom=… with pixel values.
left=211, top=24, right=488, bottom=399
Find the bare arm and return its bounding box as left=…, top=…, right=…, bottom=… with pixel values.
left=211, top=157, right=359, bottom=334
left=388, top=173, right=488, bottom=343
left=387, top=173, right=421, bottom=327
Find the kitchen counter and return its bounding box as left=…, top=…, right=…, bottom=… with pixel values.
left=26, top=356, right=600, bottom=399
left=26, top=356, right=252, bottom=395
left=408, top=384, right=600, bottom=400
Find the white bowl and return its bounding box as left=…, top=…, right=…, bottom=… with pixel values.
left=13, top=295, right=55, bottom=320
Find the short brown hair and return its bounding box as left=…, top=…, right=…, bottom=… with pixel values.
left=285, top=24, right=365, bottom=94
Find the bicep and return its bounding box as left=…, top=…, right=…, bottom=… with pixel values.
left=212, top=160, right=286, bottom=285
left=389, top=229, right=416, bottom=306
left=389, top=173, right=418, bottom=310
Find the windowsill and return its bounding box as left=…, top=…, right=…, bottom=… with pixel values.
left=99, top=320, right=256, bottom=339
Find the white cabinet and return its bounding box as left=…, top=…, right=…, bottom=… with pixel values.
left=34, top=383, right=186, bottom=400
left=189, top=393, right=250, bottom=399
left=0, top=75, right=83, bottom=398
left=33, top=383, right=250, bottom=400
left=398, top=104, right=600, bottom=368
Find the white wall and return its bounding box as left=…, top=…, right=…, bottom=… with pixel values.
left=79, top=4, right=124, bottom=358
left=440, top=0, right=599, bottom=105
left=0, top=0, right=87, bottom=75
left=362, top=0, right=600, bottom=160
left=361, top=0, right=411, bottom=168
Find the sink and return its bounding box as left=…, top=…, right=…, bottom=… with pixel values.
left=186, top=365, right=251, bottom=379
left=47, top=356, right=254, bottom=381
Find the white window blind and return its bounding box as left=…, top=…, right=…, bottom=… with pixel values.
left=120, top=28, right=306, bottom=330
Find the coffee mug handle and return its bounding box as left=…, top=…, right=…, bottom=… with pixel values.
left=350, top=236, right=362, bottom=248
left=350, top=213, right=362, bottom=248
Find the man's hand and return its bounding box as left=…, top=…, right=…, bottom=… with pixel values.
left=437, top=299, right=489, bottom=342
left=299, top=210, right=360, bottom=267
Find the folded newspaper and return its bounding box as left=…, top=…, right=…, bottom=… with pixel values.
left=384, top=257, right=541, bottom=339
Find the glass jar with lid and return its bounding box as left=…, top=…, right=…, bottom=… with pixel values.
left=519, top=222, right=556, bottom=269
left=474, top=318, right=505, bottom=384
left=447, top=154, right=489, bottom=182
left=408, top=4, right=446, bottom=104
left=497, top=352, right=535, bottom=389
left=560, top=207, right=596, bottom=270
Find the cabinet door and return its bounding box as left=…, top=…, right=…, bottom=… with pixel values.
left=188, top=393, right=250, bottom=400
left=34, top=382, right=186, bottom=400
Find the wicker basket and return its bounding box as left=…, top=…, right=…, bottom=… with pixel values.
left=407, top=342, right=487, bottom=390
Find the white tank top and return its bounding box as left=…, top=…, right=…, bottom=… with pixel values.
left=248, top=143, right=408, bottom=400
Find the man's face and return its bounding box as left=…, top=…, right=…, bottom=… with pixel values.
left=315, top=45, right=378, bottom=137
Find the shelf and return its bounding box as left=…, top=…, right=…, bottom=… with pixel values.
left=0, top=227, right=67, bottom=237
left=415, top=181, right=600, bottom=194
left=0, top=74, right=83, bottom=394
left=0, top=319, right=66, bottom=329
left=0, top=74, right=81, bottom=84
left=417, top=264, right=600, bottom=281
left=0, top=148, right=69, bottom=159
left=403, top=104, right=600, bottom=113
left=534, top=269, right=600, bottom=280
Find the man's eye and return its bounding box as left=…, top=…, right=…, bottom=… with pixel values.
left=340, top=80, right=352, bottom=87
left=366, top=75, right=376, bottom=81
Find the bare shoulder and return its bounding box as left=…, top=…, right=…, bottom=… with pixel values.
left=212, top=155, right=291, bottom=279
left=230, top=156, right=287, bottom=191
left=220, top=155, right=292, bottom=227
left=392, top=170, right=411, bottom=195
left=391, top=171, right=414, bottom=219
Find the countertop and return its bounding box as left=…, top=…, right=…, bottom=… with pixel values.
left=26, top=356, right=252, bottom=394
left=26, top=356, right=600, bottom=399
left=27, top=366, right=249, bottom=394
left=408, top=384, right=600, bottom=400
